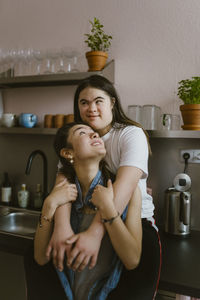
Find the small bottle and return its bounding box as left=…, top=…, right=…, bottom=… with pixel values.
left=1, top=172, right=12, bottom=204
left=34, top=183, right=43, bottom=209
left=18, top=184, right=29, bottom=208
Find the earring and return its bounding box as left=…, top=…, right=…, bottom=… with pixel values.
left=69, top=156, right=74, bottom=164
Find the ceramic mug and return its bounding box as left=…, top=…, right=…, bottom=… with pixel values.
left=1, top=113, right=16, bottom=127
left=19, top=113, right=38, bottom=128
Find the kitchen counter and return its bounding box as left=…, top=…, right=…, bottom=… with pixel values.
left=0, top=230, right=200, bottom=298
left=158, top=229, right=200, bottom=298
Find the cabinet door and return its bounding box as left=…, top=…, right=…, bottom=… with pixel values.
left=0, top=251, right=26, bottom=300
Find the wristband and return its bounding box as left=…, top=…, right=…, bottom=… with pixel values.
left=39, top=214, right=53, bottom=228
left=101, top=211, right=120, bottom=225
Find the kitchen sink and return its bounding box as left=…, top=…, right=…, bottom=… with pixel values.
left=0, top=206, right=40, bottom=239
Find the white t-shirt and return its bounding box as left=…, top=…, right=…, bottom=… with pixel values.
left=101, top=124, right=154, bottom=219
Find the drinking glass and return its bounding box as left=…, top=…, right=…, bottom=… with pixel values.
left=161, top=114, right=181, bottom=130
left=33, top=49, right=45, bottom=75
left=62, top=48, right=80, bottom=73
left=127, top=105, right=142, bottom=124
left=142, top=105, right=161, bottom=130
left=48, top=49, right=60, bottom=73
left=57, top=49, right=65, bottom=73
left=43, top=50, right=53, bottom=74
left=71, top=51, right=80, bottom=72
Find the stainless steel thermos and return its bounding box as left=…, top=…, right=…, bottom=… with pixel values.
left=164, top=173, right=192, bottom=236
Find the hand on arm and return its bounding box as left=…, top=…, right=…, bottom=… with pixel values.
left=34, top=176, right=77, bottom=267
left=69, top=166, right=143, bottom=271
left=65, top=200, right=106, bottom=271
left=92, top=180, right=142, bottom=270
left=65, top=224, right=103, bottom=272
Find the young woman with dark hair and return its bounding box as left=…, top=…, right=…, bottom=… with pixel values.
left=47, top=75, right=161, bottom=299
left=34, top=123, right=142, bottom=300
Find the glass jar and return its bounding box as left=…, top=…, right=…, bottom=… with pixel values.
left=141, top=105, right=161, bottom=130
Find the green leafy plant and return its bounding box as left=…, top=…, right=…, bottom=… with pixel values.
left=177, top=77, right=200, bottom=104
left=84, top=17, right=112, bottom=52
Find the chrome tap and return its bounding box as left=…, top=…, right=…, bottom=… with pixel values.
left=25, top=150, right=48, bottom=200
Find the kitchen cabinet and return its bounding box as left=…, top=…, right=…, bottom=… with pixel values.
left=0, top=234, right=31, bottom=300
left=0, top=251, right=26, bottom=300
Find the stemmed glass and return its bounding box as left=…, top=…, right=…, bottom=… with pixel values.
left=71, top=51, right=80, bottom=72
left=33, top=49, right=45, bottom=75
left=25, top=48, right=34, bottom=75
left=57, top=49, right=65, bottom=73
left=61, top=48, right=80, bottom=73
left=16, top=48, right=34, bottom=76
left=48, top=49, right=60, bottom=73
left=43, top=50, right=53, bottom=74
left=7, top=49, right=18, bottom=77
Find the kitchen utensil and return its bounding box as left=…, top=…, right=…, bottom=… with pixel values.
left=173, top=173, right=191, bottom=192
left=19, top=113, right=37, bottom=128
left=64, top=114, right=74, bottom=124
left=44, top=114, right=54, bottom=128
left=161, top=114, right=181, bottom=130
left=54, top=114, right=65, bottom=128
left=142, top=105, right=161, bottom=130
left=127, top=105, right=142, bottom=124
left=1, top=113, right=16, bottom=127
left=164, top=173, right=192, bottom=236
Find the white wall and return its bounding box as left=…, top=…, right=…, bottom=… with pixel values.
left=1, top=0, right=200, bottom=120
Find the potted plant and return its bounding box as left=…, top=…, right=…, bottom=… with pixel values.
left=177, top=77, right=200, bottom=130
left=84, top=17, right=112, bottom=71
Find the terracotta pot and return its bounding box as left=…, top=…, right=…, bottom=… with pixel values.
left=180, top=104, right=200, bottom=130
left=86, top=51, right=108, bottom=71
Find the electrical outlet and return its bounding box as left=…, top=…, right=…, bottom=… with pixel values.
left=193, top=150, right=200, bottom=162
left=180, top=149, right=200, bottom=163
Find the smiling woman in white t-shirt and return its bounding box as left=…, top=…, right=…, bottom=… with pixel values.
left=46, top=75, right=161, bottom=300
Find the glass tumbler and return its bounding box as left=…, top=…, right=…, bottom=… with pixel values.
left=142, top=105, right=161, bottom=130
left=127, top=105, right=142, bottom=124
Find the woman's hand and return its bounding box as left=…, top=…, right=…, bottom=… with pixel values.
left=46, top=225, right=74, bottom=272
left=46, top=178, right=78, bottom=208
left=65, top=227, right=102, bottom=272
left=91, top=179, right=115, bottom=218
left=42, top=178, right=77, bottom=270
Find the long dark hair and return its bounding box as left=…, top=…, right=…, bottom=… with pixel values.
left=74, top=75, right=151, bottom=153
left=54, top=122, right=112, bottom=183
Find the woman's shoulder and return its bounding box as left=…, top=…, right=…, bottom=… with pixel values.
left=113, top=123, right=146, bottom=139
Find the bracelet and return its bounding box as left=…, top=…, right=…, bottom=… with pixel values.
left=101, top=211, right=120, bottom=225
left=39, top=214, right=53, bottom=228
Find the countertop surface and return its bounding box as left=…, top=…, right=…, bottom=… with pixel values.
left=158, top=229, right=200, bottom=298
left=0, top=229, right=200, bottom=297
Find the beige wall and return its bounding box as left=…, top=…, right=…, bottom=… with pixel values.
left=1, top=0, right=200, bottom=118
left=1, top=1, right=200, bottom=229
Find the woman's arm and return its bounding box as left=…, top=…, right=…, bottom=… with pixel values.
left=45, top=173, right=77, bottom=271
left=66, top=166, right=143, bottom=270
left=92, top=180, right=142, bottom=270
left=34, top=179, right=77, bottom=266
left=112, top=165, right=142, bottom=213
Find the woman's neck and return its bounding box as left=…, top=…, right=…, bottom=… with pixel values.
left=74, top=161, right=100, bottom=197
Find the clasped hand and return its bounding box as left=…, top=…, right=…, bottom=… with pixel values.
left=47, top=179, right=114, bottom=272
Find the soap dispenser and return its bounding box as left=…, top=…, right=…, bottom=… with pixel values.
left=18, top=184, right=30, bottom=208
left=34, top=183, right=43, bottom=209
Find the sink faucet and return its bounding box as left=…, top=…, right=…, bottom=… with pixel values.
left=25, top=150, right=48, bottom=200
